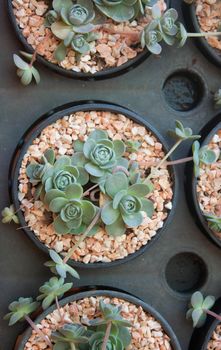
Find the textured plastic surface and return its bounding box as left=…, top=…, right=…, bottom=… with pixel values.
left=1, top=0, right=221, bottom=349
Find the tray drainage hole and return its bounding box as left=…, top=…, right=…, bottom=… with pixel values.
left=163, top=70, right=204, bottom=112
left=165, top=252, right=208, bottom=295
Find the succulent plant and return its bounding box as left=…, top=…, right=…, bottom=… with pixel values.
left=13, top=53, right=40, bottom=86
left=186, top=291, right=215, bottom=328
left=101, top=172, right=154, bottom=236
left=125, top=140, right=141, bottom=153
left=88, top=300, right=131, bottom=349
left=1, top=204, right=19, bottom=224
left=49, top=0, right=100, bottom=61
left=37, top=277, right=73, bottom=309
left=89, top=332, right=124, bottom=350
left=169, top=120, right=201, bottom=141
left=26, top=149, right=55, bottom=185
left=43, top=154, right=89, bottom=191
left=175, top=22, right=188, bottom=47
left=51, top=323, right=90, bottom=350
left=44, top=183, right=98, bottom=234
left=45, top=250, right=80, bottom=279
left=204, top=214, right=221, bottom=233
left=214, top=88, right=221, bottom=109
left=141, top=6, right=179, bottom=54
left=27, top=149, right=89, bottom=199
left=4, top=297, right=39, bottom=326
left=26, top=149, right=56, bottom=199
left=45, top=9, right=59, bottom=27
left=192, top=141, right=218, bottom=177
left=93, top=0, right=149, bottom=22
left=72, top=129, right=128, bottom=191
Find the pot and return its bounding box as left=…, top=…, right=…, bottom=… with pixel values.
left=186, top=113, right=221, bottom=248
left=9, top=100, right=178, bottom=268
left=7, top=0, right=170, bottom=80
left=14, top=287, right=182, bottom=350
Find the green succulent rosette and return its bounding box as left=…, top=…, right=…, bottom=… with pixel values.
left=49, top=0, right=102, bottom=61
left=44, top=183, right=98, bottom=234
left=51, top=323, right=91, bottom=350
left=4, top=297, right=39, bottom=326
left=37, top=277, right=73, bottom=309
left=88, top=300, right=131, bottom=349
left=101, top=172, right=154, bottom=236
left=43, top=154, right=89, bottom=191
left=26, top=149, right=55, bottom=185
left=89, top=332, right=123, bottom=350
left=72, top=129, right=128, bottom=191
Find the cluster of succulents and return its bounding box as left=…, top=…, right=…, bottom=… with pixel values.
left=45, top=0, right=185, bottom=61
left=46, top=0, right=103, bottom=61
left=51, top=299, right=131, bottom=350
left=4, top=242, right=131, bottom=349
left=25, top=129, right=154, bottom=237
left=141, top=5, right=188, bottom=54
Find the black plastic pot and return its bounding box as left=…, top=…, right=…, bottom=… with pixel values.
left=14, top=287, right=182, bottom=350
left=186, top=113, right=221, bottom=248
left=9, top=100, right=178, bottom=269
left=189, top=297, right=221, bottom=350
left=7, top=0, right=170, bottom=80
left=182, top=2, right=221, bottom=67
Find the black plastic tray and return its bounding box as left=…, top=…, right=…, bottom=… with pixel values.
left=1, top=0, right=221, bottom=349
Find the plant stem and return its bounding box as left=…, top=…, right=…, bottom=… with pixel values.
left=55, top=296, right=63, bottom=324
left=97, top=25, right=141, bottom=41
left=205, top=309, right=221, bottom=322
left=165, top=156, right=193, bottom=166
left=146, top=139, right=182, bottom=181
left=83, top=183, right=99, bottom=196
left=25, top=315, right=52, bottom=348
left=30, top=48, right=38, bottom=67
left=70, top=343, right=76, bottom=350
left=63, top=208, right=102, bottom=264
left=101, top=321, right=112, bottom=350
left=188, top=32, right=221, bottom=38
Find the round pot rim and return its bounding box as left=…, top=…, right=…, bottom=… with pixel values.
left=7, top=0, right=156, bottom=81
left=9, top=99, right=178, bottom=269
left=190, top=113, right=221, bottom=248
left=189, top=297, right=221, bottom=350
left=182, top=2, right=221, bottom=67
left=15, top=287, right=182, bottom=350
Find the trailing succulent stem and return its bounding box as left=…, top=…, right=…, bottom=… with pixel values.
left=141, top=5, right=221, bottom=54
